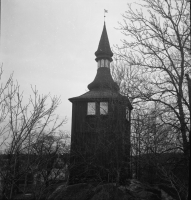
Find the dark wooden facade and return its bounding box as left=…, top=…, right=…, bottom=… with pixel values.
left=68, top=23, right=132, bottom=184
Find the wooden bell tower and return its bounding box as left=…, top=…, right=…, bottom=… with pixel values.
left=68, top=22, right=132, bottom=184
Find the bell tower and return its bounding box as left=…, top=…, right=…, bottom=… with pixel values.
left=68, top=22, right=132, bottom=184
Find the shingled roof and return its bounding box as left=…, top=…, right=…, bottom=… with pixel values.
left=69, top=89, right=132, bottom=109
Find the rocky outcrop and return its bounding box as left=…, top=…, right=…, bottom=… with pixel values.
left=48, top=179, right=175, bottom=200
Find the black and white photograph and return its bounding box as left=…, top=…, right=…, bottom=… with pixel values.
left=0, top=0, right=190, bottom=199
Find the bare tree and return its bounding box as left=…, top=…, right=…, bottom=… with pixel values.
left=26, top=132, right=70, bottom=200
left=110, top=1, right=190, bottom=198
left=115, top=0, right=190, bottom=157
left=0, top=68, right=67, bottom=199
left=0, top=66, right=17, bottom=148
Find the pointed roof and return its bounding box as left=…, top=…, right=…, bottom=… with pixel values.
left=88, top=23, right=118, bottom=92
left=95, top=22, right=113, bottom=62
left=87, top=67, right=119, bottom=92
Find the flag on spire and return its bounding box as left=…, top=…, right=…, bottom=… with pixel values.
left=104, top=9, right=108, bottom=20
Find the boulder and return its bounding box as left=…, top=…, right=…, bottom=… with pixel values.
left=48, top=183, right=93, bottom=200
left=48, top=179, right=177, bottom=200
left=48, top=183, right=134, bottom=200
left=90, top=184, right=133, bottom=200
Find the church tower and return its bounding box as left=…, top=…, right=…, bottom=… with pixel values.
left=68, top=22, right=132, bottom=184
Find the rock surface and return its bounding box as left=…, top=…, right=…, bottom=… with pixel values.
left=48, top=179, right=175, bottom=200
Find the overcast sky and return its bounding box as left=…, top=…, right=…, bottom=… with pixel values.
left=1, top=0, right=135, bottom=133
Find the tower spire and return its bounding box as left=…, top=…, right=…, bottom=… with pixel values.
left=95, top=22, right=113, bottom=62
left=88, top=22, right=118, bottom=92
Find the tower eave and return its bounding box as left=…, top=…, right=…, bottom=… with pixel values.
left=95, top=55, right=113, bottom=62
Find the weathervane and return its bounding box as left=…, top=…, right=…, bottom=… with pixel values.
left=104, top=9, right=108, bottom=21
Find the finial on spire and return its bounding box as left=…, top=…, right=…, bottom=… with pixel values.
left=104, top=9, right=108, bottom=21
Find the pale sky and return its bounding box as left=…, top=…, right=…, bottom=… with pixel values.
left=1, top=0, right=134, bottom=133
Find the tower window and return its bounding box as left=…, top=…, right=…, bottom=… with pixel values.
left=105, top=59, right=110, bottom=68
left=100, top=102, right=108, bottom=115
left=87, top=102, right=96, bottom=115
left=126, top=107, right=129, bottom=121
left=97, top=59, right=110, bottom=68
left=101, top=59, right=105, bottom=67
left=97, top=60, right=101, bottom=68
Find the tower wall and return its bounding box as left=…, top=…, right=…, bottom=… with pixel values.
left=69, top=100, right=131, bottom=184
